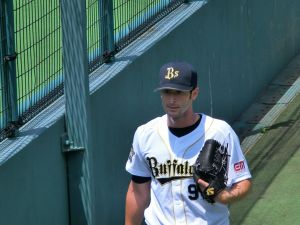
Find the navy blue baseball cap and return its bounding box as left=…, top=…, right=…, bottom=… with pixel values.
left=154, top=62, right=197, bottom=92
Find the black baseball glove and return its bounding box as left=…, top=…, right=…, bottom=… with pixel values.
left=193, top=139, right=229, bottom=203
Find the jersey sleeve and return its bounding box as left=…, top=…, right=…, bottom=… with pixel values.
left=125, top=126, right=152, bottom=177
left=226, top=128, right=251, bottom=186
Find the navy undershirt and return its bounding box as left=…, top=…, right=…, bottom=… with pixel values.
left=169, top=114, right=202, bottom=137
left=131, top=114, right=202, bottom=183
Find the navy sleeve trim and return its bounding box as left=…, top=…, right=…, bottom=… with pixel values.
left=131, top=175, right=151, bottom=183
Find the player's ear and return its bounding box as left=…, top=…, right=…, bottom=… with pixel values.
left=191, top=87, right=199, bottom=100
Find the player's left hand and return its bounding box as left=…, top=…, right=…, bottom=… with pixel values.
left=197, top=179, right=252, bottom=204
left=196, top=178, right=227, bottom=204
left=196, top=178, right=209, bottom=192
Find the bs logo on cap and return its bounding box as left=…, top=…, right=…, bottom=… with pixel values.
left=155, top=62, right=198, bottom=92
left=164, top=67, right=180, bottom=80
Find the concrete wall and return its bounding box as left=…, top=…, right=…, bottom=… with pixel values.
left=0, top=0, right=300, bottom=224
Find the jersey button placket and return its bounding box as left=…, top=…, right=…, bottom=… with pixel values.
left=172, top=180, right=186, bottom=225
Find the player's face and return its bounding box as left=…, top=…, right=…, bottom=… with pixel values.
left=160, top=88, right=198, bottom=122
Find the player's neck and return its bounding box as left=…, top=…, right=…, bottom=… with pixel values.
left=167, top=112, right=199, bottom=128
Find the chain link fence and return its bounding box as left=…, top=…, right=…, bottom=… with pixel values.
left=0, top=0, right=185, bottom=142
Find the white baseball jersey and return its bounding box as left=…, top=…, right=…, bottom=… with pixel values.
left=126, top=114, right=251, bottom=225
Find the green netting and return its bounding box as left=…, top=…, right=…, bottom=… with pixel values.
left=0, top=0, right=184, bottom=142
left=113, top=0, right=172, bottom=43
left=14, top=0, right=63, bottom=116
left=87, top=0, right=184, bottom=71
left=86, top=0, right=102, bottom=70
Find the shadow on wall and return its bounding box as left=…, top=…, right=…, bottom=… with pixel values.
left=233, top=53, right=300, bottom=143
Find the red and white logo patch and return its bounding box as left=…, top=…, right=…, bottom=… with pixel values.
left=234, top=161, right=245, bottom=172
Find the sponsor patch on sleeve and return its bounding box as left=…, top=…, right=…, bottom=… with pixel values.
left=234, top=160, right=245, bottom=172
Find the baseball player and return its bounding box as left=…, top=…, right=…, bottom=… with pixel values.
left=125, top=62, right=252, bottom=225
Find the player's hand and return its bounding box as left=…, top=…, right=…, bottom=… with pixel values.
left=196, top=178, right=209, bottom=192
left=197, top=178, right=227, bottom=203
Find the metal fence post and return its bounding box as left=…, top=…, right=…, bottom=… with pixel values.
left=0, top=0, right=19, bottom=135
left=99, top=0, right=115, bottom=62
left=60, top=0, right=94, bottom=225
left=0, top=1, right=5, bottom=126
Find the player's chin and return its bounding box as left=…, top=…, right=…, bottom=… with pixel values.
left=166, top=110, right=181, bottom=119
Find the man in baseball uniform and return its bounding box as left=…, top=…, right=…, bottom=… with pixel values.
left=125, top=62, right=252, bottom=225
